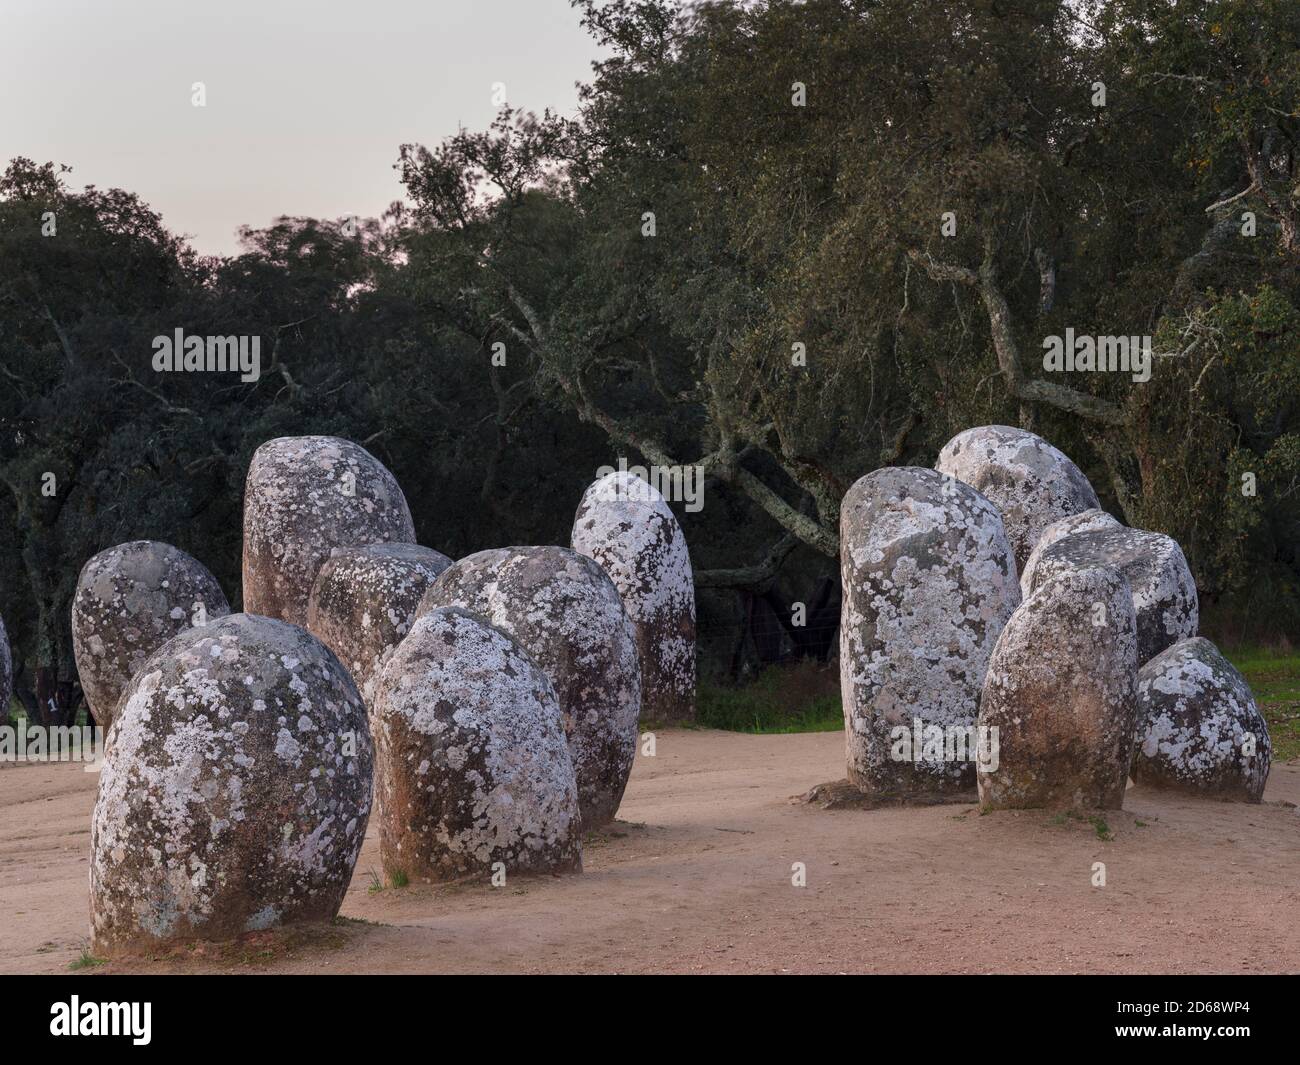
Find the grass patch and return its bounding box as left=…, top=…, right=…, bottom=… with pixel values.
left=1224, top=647, right=1300, bottom=762
left=696, top=661, right=842, bottom=734
left=69, top=948, right=106, bottom=970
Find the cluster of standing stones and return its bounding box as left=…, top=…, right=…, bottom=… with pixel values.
left=70, top=435, right=695, bottom=956
left=43, top=423, right=1271, bottom=956
left=841, top=424, right=1271, bottom=811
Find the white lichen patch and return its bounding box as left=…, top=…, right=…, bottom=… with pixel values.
left=1131, top=637, right=1271, bottom=802
left=372, top=607, right=581, bottom=880
left=241, top=436, right=416, bottom=627
left=977, top=566, right=1139, bottom=811
left=89, top=613, right=372, bottom=956
left=935, top=425, right=1101, bottom=571
left=71, top=541, right=231, bottom=728
left=418, top=545, right=640, bottom=828
left=571, top=471, right=695, bottom=722
left=1027, top=525, right=1198, bottom=665
left=306, top=542, right=453, bottom=710
left=839, top=466, right=1020, bottom=796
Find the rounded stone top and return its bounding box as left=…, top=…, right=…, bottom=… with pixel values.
left=72, top=539, right=231, bottom=727
left=242, top=435, right=415, bottom=626
left=935, top=425, right=1101, bottom=570
left=1027, top=524, right=1198, bottom=663
left=305, top=543, right=454, bottom=702
left=1019, top=508, right=1122, bottom=597
left=1142, top=637, right=1248, bottom=704
left=110, top=611, right=368, bottom=736
left=845, top=464, right=1006, bottom=521
left=1023, top=563, right=1134, bottom=621
left=841, top=466, right=1017, bottom=581
left=572, top=471, right=694, bottom=621
left=378, top=607, right=565, bottom=757
left=416, top=546, right=636, bottom=659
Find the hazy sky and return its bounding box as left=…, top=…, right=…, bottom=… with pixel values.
left=1, top=0, right=605, bottom=255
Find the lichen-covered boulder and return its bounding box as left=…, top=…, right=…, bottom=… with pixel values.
left=1132, top=637, right=1271, bottom=802
left=571, top=471, right=695, bottom=722
left=1019, top=508, right=1122, bottom=598
left=935, top=425, right=1101, bottom=571
left=374, top=607, right=581, bottom=882
left=90, top=613, right=372, bottom=956
left=0, top=615, right=11, bottom=719
left=978, top=567, right=1139, bottom=811
left=72, top=541, right=231, bottom=727
left=306, top=543, right=453, bottom=706
left=839, top=466, right=1020, bottom=797
left=1026, top=525, right=1198, bottom=664
left=418, top=546, right=640, bottom=828
left=242, top=436, right=416, bottom=627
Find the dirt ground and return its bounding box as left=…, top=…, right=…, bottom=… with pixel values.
left=2, top=728, right=1298, bottom=974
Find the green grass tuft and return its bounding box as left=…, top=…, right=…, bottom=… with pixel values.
left=69, top=948, right=106, bottom=970
left=1089, top=816, right=1114, bottom=841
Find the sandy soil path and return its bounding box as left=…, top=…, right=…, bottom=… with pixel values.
left=2, top=728, right=1298, bottom=974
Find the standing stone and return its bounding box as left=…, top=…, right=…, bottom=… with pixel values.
left=418, top=546, right=640, bottom=828
left=0, top=615, right=11, bottom=720
left=935, top=425, right=1100, bottom=571
left=1132, top=637, right=1271, bottom=802
left=90, top=613, right=372, bottom=956
left=306, top=543, right=453, bottom=706
left=978, top=567, right=1139, bottom=811
left=1026, top=525, right=1198, bottom=664
left=242, top=436, right=415, bottom=627
left=839, top=467, right=1020, bottom=797
left=72, top=540, right=231, bottom=727
left=571, top=471, right=695, bottom=722
left=374, top=607, right=582, bottom=882
left=1019, top=508, right=1122, bottom=598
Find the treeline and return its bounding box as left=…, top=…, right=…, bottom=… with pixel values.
left=3, top=0, right=1299, bottom=721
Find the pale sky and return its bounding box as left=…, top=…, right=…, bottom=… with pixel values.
left=0, top=0, right=605, bottom=255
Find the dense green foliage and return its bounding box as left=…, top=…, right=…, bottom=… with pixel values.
left=2, top=0, right=1298, bottom=722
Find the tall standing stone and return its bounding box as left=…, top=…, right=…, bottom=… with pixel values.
left=839, top=466, right=1020, bottom=797
left=306, top=543, right=453, bottom=707
left=242, top=436, right=415, bottom=627
left=1026, top=525, right=1198, bottom=664
left=374, top=607, right=582, bottom=882
left=90, top=614, right=372, bottom=956
left=1132, top=637, right=1271, bottom=802
left=935, top=425, right=1101, bottom=571
left=571, top=471, right=695, bottom=722
left=978, top=567, right=1139, bottom=811
left=0, top=615, right=11, bottom=721
left=418, top=546, right=640, bottom=829
left=72, top=540, right=231, bottom=727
